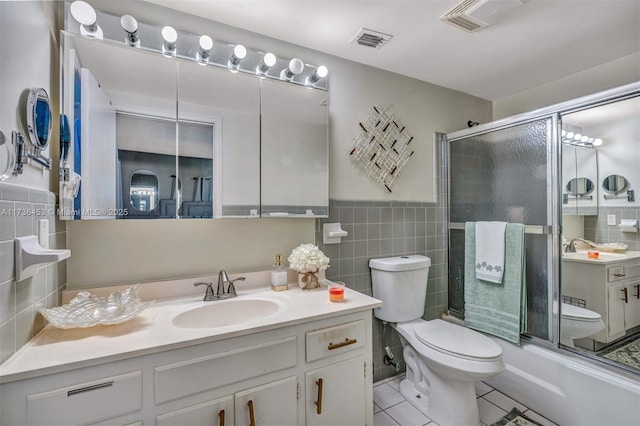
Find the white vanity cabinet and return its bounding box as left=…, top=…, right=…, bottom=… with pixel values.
left=0, top=310, right=374, bottom=426
left=563, top=257, right=640, bottom=344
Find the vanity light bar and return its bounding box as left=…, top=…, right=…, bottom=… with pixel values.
left=561, top=130, right=603, bottom=147
left=64, top=2, right=328, bottom=91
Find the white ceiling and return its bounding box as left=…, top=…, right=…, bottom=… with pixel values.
left=145, top=0, right=640, bottom=101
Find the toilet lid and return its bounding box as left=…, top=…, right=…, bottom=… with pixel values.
left=561, top=303, right=601, bottom=321
left=414, top=320, right=502, bottom=360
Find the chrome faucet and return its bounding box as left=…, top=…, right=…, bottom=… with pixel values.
left=194, top=271, right=245, bottom=301
left=565, top=238, right=589, bottom=253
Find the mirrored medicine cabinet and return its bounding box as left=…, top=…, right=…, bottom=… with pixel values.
left=59, top=30, right=328, bottom=220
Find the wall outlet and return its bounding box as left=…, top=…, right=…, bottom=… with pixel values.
left=38, top=219, right=49, bottom=248
left=607, top=214, right=616, bottom=226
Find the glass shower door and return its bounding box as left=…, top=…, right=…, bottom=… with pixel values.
left=447, top=117, right=556, bottom=340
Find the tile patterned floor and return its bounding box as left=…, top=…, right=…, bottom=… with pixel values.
left=373, top=376, right=558, bottom=426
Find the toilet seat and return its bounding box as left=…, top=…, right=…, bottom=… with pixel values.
left=561, top=303, right=602, bottom=323
left=414, top=320, right=502, bottom=362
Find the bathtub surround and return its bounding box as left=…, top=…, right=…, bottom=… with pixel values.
left=0, top=183, right=68, bottom=364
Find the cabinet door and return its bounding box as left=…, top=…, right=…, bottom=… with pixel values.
left=156, top=395, right=233, bottom=426
left=608, top=284, right=626, bottom=338
left=305, top=356, right=365, bottom=426
left=624, top=282, right=640, bottom=330
left=235, top=376, right=298, bottom=426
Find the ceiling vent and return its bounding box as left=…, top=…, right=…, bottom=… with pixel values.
left=351, top=28, right=393, bottom=49
left=440, top=0, right=528, bottom=33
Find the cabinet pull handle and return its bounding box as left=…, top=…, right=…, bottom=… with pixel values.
left=614, top=273, right=626, bottom=277
left=635, top=284, right=640, bottom=299
left=315, top=378, right=323, bottom=415
left=328, top=338, right=357, bottom=350
left=67, top=381, right=113, bottom=397
left=247, top=400, right=255, bottom=426
left=218, top=409, right=225, bottom=426
left=621, top=287, right=629, bottom=303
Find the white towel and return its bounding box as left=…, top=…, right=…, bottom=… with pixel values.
left=475, top=221, right=507, bottom=284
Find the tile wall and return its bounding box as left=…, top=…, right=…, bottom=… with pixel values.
left=584, top=206, right=640, bottom=250
left=0, top=182, right=67, bottom=364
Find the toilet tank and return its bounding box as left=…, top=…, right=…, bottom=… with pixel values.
left=369, top=255, right=431, bottom=323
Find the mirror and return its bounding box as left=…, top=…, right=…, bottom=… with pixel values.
left=26, top=87, right=52, bottom=149
left=602, top=174, right=628, bottom=195
left=566, top=177, right=594, bottom=196
left=130, top=170, right=159, bottom=212
left=260, top=78, right=328, bottom=217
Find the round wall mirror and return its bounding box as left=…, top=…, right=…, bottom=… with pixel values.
left=566, top=177, right=594, bottom=196
left=602, top=174, right=628, bottom=195
left=26, top=88, right=52, bottom=149
left=130, top=170, right=159, bottom=212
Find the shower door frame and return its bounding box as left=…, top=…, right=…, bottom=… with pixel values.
left=445, top=81, right=640, bottom=350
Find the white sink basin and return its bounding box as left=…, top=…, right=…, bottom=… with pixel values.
left=172, top=298, right=281, bottom=328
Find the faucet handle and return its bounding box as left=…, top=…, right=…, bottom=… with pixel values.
left=194, top=282, right=214, bottom=300
left=227, top=277, right=246, bottom=296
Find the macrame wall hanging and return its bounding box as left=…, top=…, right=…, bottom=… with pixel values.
left=348, top=105, right=414, bottom=193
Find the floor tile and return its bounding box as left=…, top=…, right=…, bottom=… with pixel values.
left=373, top=410, right=399, bottom=426
left=475, top=381, right=493, bottom=397
left=374, top=403, right=382, bottom=414
left=523, top=409, right=558, bottom=426
left=373, top=383, right=405, bottom=409
left=483, top=390, right=527, bottom=412
left=477, top=398, right=508, bottom=425
left=385, top=401, right=431, bottom=426
left=388, top=377, right=403, bottom=392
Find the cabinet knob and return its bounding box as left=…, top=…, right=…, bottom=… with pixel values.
left=621, top=287, right=629, bottom=303
left=315, top=378, right=324, bottom=415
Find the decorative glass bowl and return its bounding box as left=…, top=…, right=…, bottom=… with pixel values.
left=586, top=241, right=628, bottom=252
left=40, top=285, right=153, bottom=329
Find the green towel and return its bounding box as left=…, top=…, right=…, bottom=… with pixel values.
left=464, top=222, right=527, bottom=344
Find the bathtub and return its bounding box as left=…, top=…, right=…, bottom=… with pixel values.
left=484, top=337, right=640, bottom=426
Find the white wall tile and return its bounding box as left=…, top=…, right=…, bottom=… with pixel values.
left=15, top=307, right=34, bottom=349
left=14, top=202, right=33, bottom=237
left=0, top=279, right=15, bottom=324
left=0, top=201, right=15, bottom=241
left=0, top=240, right=14, bottom=282
left=0, top=318, right=16, bottom=364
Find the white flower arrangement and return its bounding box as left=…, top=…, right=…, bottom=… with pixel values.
left=287, top=243, right=330, bottom=273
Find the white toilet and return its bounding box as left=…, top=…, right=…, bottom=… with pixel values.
left=560, top=303, right=605, bottom=348
left=370, top=255, right=505, bottom=426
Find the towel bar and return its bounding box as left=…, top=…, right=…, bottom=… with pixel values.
left=448, top=222, right=552, bottom=235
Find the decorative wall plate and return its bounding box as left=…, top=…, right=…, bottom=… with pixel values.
left=348, top=106, right=415, bottom=193
left=40, top=285, right=153, bottom=328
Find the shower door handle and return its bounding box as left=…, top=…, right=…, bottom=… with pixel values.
left=621, top=287, right=628, bottom=303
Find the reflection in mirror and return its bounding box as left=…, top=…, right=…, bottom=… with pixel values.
left=60, top=32, right=177, bottom=219
left=602, top=174, right=628, bottom=195
left=178, top=59, right=260, bottom=218
left=560, top=94, right=640, bottom=374
left=566, top=177, right=594, bottom=195
left=130, top=170, right=158, bottom=212
left=260, top=78, right=328, bottom=217
left=26, top=87, right=52, bottom=148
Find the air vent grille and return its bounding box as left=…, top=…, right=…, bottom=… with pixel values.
left=350, top=28, right=393, bottom=49
left=440, top=0, right=527, bottom=33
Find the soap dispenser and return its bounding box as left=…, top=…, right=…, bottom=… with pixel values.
left=271, top=254, right=288, bottom=291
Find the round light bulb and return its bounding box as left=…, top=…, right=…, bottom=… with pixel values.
left=566, top=132, right=574, bottom=139
left=233, top=44, right=247, bottom=59
left=316, top=65, right=328, bottom=78
left=289, top=58, right=304, bottom=75
left=580, top=135, right=589, bottom=142
left=120, top=15, right=138, bottom=33
left=70, top=0, right=96, bottom=26
left=162, top=26, right=177, bottom=43
left=593, top=138, right=603, bottom=146
left=573, top=133, right=582, bottom=140
left=264, top=52, right=277, bottom=67
left=561, top=130, right=567, bottom=136
left=587, top=137, right=594, bottom=143
left=199, top=35, right=214, bottom=51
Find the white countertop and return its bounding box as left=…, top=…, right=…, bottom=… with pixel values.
left=0, top=276, right=382, bottom=384
left=562, top=250, right=640, bottom=265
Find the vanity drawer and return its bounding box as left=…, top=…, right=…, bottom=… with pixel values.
left=608, top=263, right=640, bottom=282
left=27, top=371, right=142, bottom=426
left=306, top=320, right=365, bottom=362
left=155, top=336, right=297, bottom=404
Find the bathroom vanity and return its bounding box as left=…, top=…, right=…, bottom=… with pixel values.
left=562, top=251, right=640, bottom=344
left=0, top=279, right=381, bottom=426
